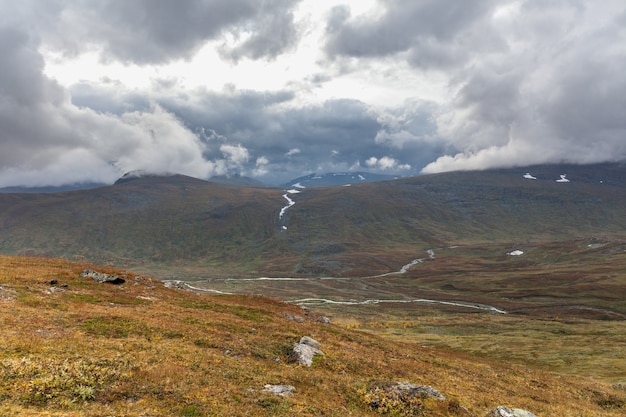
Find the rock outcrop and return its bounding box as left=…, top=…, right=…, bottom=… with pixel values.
left=364, top=381, right=451, bottom=415
left=289, top=336, right=324, bottom=366
left=369, top=381, right=446, bottom=402
left=80, top=269, right=125, bottom=285
left=487, top=406, right=539, bottom=417
left=262, top=384, right=295, bottom=397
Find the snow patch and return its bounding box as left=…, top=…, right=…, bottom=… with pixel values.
left=556, top=174, right=570, bottom=183
left=508, top=250, right=524, bottom=256
left=426, top=249, right=435, bottom=259
left=523, top=172, right=537, bottom=180
left=292, top=182, right=306, bottom=189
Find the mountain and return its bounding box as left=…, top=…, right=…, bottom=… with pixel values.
left=209, top=173, right=269, bottom=187
left=1, top=163, right=626, bottom=278
left=283, top=171, right=397, bottom=188
left=0, top=182, right=107, bottom=193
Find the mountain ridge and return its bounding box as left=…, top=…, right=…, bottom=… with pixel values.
left=1, top=162, right=625, bottom=278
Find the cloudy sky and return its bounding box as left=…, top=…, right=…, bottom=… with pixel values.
left=1, top=0, right=625, bottom=187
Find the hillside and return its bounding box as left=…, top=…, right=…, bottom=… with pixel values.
left=1, top=163, right=625, bottom=278
left=1, top=255, right=625, bottom=416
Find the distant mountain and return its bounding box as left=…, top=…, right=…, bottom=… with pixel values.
left=208, top=174, right=269, bottom=188
left=283, top=172, right=397, bottom=188
left=0, top=182, right=107, bottom=193
left=1, top=163, right=625, bottom=278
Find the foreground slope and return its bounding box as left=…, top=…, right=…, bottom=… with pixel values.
left=1, top=255, right=624, bottom=416
left=1, top=164, right=625, bottom=278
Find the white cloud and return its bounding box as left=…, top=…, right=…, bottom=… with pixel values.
left=365, top=156, right=411, bottom=171
left=220, top=144, right=250, bottom=166
left=285, top=148, right=301, bottom=156
left=252, top=155, right=270, bottom=176
left=114, top=105, right=218, bottom=178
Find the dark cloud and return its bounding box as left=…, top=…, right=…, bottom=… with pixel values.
left=68, top=79, right=427, bottom=184
left=0, top=27, right=64, bottom=106
left=1, top=0, right=625, bottom=187
left=29, top=0, right=302, bottom=64
left=325, top=0, right=501, bottom=69
left=218, top=0, right=301, bottom=62
left=0, top=26, right=233, bottom=186
left=159, top=92, right=419, bottom=183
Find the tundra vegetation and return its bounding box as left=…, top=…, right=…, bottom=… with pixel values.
left=1, top=255, right=625, bottom=416
left=1, top=165, right=626, bottom=415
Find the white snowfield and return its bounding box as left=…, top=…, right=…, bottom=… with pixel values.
left=556, top=174, right=570, bottom=183
left=508, top=250, right=524, bottom=256
left=523, top=173, right=537, bottom=180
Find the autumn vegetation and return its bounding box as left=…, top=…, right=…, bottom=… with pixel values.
left=1, top=255, right=625, bottom=416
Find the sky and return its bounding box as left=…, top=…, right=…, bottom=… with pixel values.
left=1, top=0, right=625, bottom=187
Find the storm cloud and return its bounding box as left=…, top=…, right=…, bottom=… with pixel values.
left=0, top=0, right=625, bottom=187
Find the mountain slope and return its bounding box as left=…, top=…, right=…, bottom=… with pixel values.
left=0, top=255, right=624, bottom=416
left=0, top=164, right=625, bottom=277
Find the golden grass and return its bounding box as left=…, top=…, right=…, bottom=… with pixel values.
left=1, top=255, right=625, bottom=416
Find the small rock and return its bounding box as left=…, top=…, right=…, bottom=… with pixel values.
left=284, top=314, right=305, bottom=323
left=318, top=316, right=331, bottom=323
left=0, top=285, right=16, bottom=301
left=263, top=384, right=295, bottom=397
left=487, top=406, right=539, bottom=417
